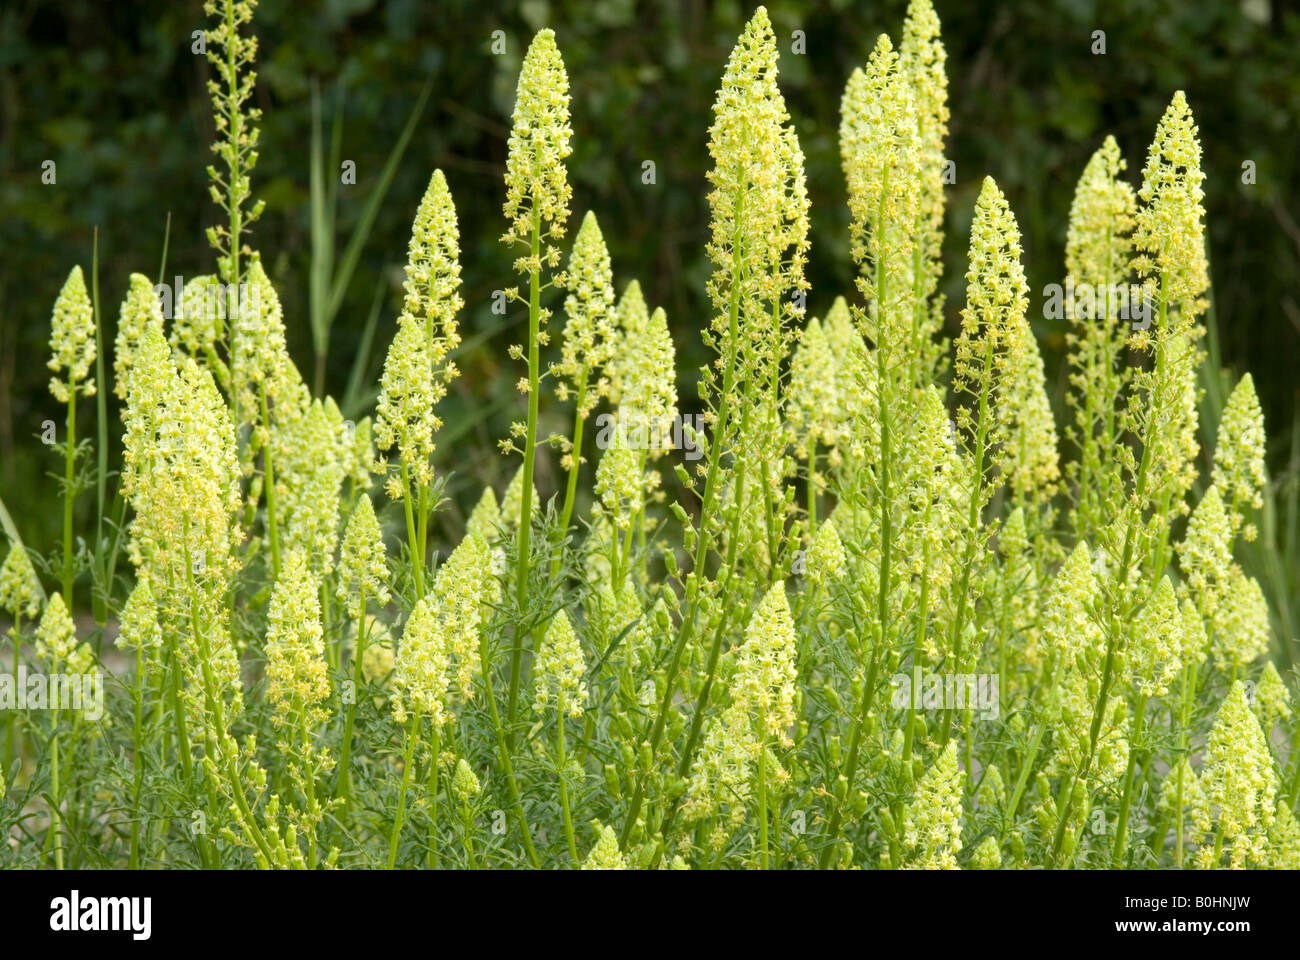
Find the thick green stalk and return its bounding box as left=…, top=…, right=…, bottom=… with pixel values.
left=335, top=591, right=368, bottom=807
left=259, top=383, right=280, bottom=578
left=554, top=375, right=589, bottom=576
left=61, top=393, right=77, bottom=606
left=399, top=461, right=423, bottom=599
left=756, top=741, right=769, bottom=869
left=128, top=644, right=147, bottom=869
left=425, top=727, right=441, bottom=869
left=479, top=632, right=540, bottom=866
left=1111, top=695, right=1147, bottom=865
left=508, top=204, right=544, bottom=739
left=387, top=707, right=421, bottom=869
left=49, top=722, right=63, bottom=870
left=557, top=708, right=577, bottom=864
left=4, top=616, right=19, bottom=771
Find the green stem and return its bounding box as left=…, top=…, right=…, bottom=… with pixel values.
left=399, top=461, right=423, bottom=599
left=553, top=377, right=588, bottom=577
left=336, top=593, right=368, bottom=807
left=49, top=723, right=63, bottom=870
left=509, top=205, right=544, bottom=739
left=128, top=644, right=147, bottom=869
left=387, top=707, right=421, bottom=869
left=1111, top=696, right=1147, bottom=865
left=259, top=382, right=280, bottom=578
left=61, top=393, right=77, bottom=606
left=756, top=741, right=769, bottom=870
left=479, top=631, right=540, bottom=866
left=557, top=707, right=577, bottom=864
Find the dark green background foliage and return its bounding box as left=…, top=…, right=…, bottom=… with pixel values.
left=1, top=0, right=1297, bottom=550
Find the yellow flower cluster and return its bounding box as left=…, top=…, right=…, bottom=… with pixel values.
left=336, top=494, right=390, bottom=620
left=534, top=610, right=587, bottom=719
left=47, top=265, right=96, bottom=403
left=501, top=29, right=573, bottom=257
left=1198, top=681, right=1277, bottom=868
left=554, top=210, right=615, bottom=415
left=0, top=544, right=42, bottom=620
left=265, top=551, right=331, bottom=730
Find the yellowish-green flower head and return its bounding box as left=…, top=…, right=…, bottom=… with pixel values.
left=1200, top=680, right=1277, bottom=868
left=606, top=279, right=649, bottom=405
left=902, top=741, right=965, bottom=869
left=1252, top=660, right=1291, bottom=731
left=171, top=274, right=224, bottom=357
left=402, top=168, right=463, bottom=366
left=620, top=306, right=678, bottom=459
left=265, top=551, right=330, bottom=729
left=336, top=494, right=390, bottom=620
left=1212, top=373, right=1267, bottom=540
left=501, top=465, right=537, bottom=531
left=899, top=0, right=949, bottom=294
left=113, top=273, right=165, bottom=402
left=970, top=835, right=1001, bottom=870
left=555, top=210, right=616, bottom=414
left=0, top=544, right=42, bottom=620
left=954, top=177, right=1028, bottom=452
left=533, top=609, right=587, bottom=719
left=841, top=33, right=921, bottom=336
left=582, top=824, right=626, bottom=869
left=1133, top=91, right=1209, bottom=327
left=452, top=758, right=481, bottom=806
left=1065, top=136, right=1135, bottom=302
left=786, top=315, right=840, bottom=455
left=321, top=397, right=372, bottom=490
left=466, top=485, right=502, bottom=543
left=121, top=329, right=243, bottom=601
left=735, top=581, right=798, bottom=744
left=274, top=400, right=344, bottom=574
left=595, top=442, right=643, bottom=531
left=1264, top=801, right=1300, bottom=870
left=431, top=532, right=495, bottom=706
left=806, top=517, right=847, bottom=587
left=1141, top=330, right=1202, bottom=517
left=1127, top=576, right=1182, bottom=698
left=232, top=255, right=304, bottom=422
left=998, top=311, right=1060, bottom=503
left=393, top=595, right=451, bottom=728
left=704, top=6, right=808, bottom=366
left=35, top=592, right=77, bottom=667
left=1178, top=484, right=1232, bottom=607
left=1210, top=565, right=1270, bottom=673
left=375, top=315, right=436, bottom=494
left=1157, top=757, right=1211, bottom=844
left=1179, top=597, right=1209, bottom=667
left=116, top=578, right=163, bottom=652
left=48, top=265, right=97, bottom=403
left=502, top=29, right=573, bottom=252
left=1042, top=541, right=1102, bottom=663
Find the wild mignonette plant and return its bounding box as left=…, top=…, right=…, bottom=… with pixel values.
left=3, top=0, right=1299, bottom=871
